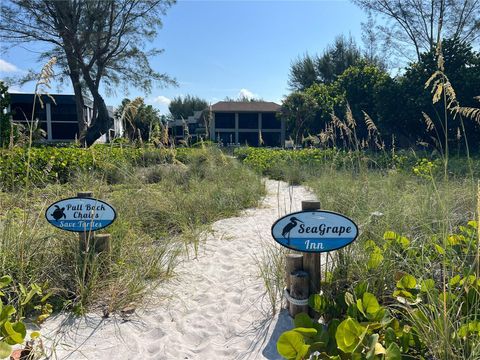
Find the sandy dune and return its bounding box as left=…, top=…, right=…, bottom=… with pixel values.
left=42, top=180, right=317, bottom=359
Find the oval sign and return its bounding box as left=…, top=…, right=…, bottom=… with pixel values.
left=45, top=197, right=116, bottom=232
left=271, top=210, right=358, bottom=253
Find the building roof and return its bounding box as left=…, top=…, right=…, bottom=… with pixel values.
left=9, top=92, right=95, bottom=108
left=211, top=101, right=281, bottom=112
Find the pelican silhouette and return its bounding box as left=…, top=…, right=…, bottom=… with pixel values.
left=281, top=217, right=303, bottom=245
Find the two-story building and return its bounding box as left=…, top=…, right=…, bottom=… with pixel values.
left=7, top=93, right=118, bottom=142
left=209, top=101, right=285, bottom=147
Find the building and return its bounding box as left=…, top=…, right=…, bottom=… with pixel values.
left=209, top=101, right=284, bottom=147
left=7, top=93, right=117, bottom=142
left=168, top=110, right=206, bottom=143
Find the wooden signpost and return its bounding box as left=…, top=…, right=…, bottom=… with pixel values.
left=271, top=201, right=358, bottom=317
left=45, top=192, right=116, bottom=256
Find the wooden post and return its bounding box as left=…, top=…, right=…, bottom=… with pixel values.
left=302, top=201, right=321, bottom=295
left=289, top=270, right=309, bottom=316
left=93, top=234, right=111, bottom=253
left=285, top=254, right=303, bottom=292
left=78, top=191, right=93, bottom=253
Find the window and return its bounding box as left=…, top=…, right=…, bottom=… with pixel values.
left=50, top=103, right=77, bottom=122
left=238, top=113, right=258, bottom=129
left=215, top=113, right=235, bottom=128
left=239, top=132, right=259, bottom=146
left=262, top=132, right=281, bottom=147
left=51, top=123, right=79, bottom=140
left=262, top=112, right=281, bottom=129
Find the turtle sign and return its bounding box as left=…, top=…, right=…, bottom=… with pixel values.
left=45, top=197, right=116, bottom=232
left=271, top=210, right=358, bottom=253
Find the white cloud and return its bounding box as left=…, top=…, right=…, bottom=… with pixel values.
left=0, top=59, right=20, bottom=73
left=237, top=88, right=258, bottom=100
left=7, top=86, right=25, bottom=93
left=152, top=95, right=171, bottom=105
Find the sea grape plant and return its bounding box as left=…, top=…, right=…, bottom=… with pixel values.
left=277, top=221, right=479, bottom=359
left=0, top=275, right=51, bottom=359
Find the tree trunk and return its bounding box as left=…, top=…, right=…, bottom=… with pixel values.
left=83, top=89, right=112, bottom=147
left=51, top=1, right=86, bottom=144
left=66, top=60, right=86, bottom=144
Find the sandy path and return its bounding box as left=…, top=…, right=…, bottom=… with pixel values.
left=42, top=180, right=317, bottom=360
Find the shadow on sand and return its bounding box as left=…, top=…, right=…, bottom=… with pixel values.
left=261, top=309, right=293, bottom=360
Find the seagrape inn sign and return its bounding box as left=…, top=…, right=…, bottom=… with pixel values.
left=271, top=210, right=358, bottom=253
left=45, top=197, right=116, bottom=232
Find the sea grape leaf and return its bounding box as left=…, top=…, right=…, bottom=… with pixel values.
left=385, top=342, right=402, bottom=360
left=396, top=274, right=417, bottom=289
left=365, top=334, right=379, bottom=360
left=309, top=294, right=328, bottom=313
left=354, top=281, right=368, bottom=298
left=368, top=250, right=383, bottom=270
left=383, top=231, right=397, bottom=241
left=449, top=275, right=461, bottom=287
left=4, top=320, right=26, bottom=344
left=294, top=313, right=313, bottom=329
left=335, top=318, right=366, bottom=354
left=293, top=327, right=317, bottom=339
left=396, top=236, right=410, bottom=248
left=356, top=292, right=381, bottom=321
left=0, top=276, right=12, bottom=289
left=420, top=279, right=435, bottom=292
left=277, top=330, right=310, bottom=360
left=0, top=341, right=12, bottom=359
left=434, top=244, right=445, bottom=255
left=467, top=220, right=477, bottom=229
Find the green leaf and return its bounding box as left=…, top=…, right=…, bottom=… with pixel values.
left=383, top=231, right=397, bottom=241
left=449, top=275, right=461, bottom=287
left=434, top=244, right=445, bottom=255
left=335, top=318, right=366, bottom=353
left=396, top=274, right=417, bottom=289
left=365, top=334, right=379, bottom=360
left=0, top=341, right=12, bottom=359
left=357, top=292, right=382, bottom=321
left=294, top=327, right=318, bottom=338
left=420, top=279, right=435, bottom=292
left=384, top=327, right=396, bottom=348
left=396, top=236, right=410, bottom=249
left=294, top=313, right=313, bottom=329
left=309, top=294, right=328, bottom=313
left=385, top=342, right=402, bottom=360
left=4, top=320, right=26, bottom=344
left=367, top=250, right=383, bottom=270
left=0, top=305, right=16, bottom=324
left=0, top=276, right=12, bottom=289
left=354, top=281, right=368, bottom=298
left=30, top=331, right=40, bottom=340
left=277, top=330, right=310, bottom=360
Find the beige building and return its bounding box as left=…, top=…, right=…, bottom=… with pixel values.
left=209, top=101, right=285, bottom=147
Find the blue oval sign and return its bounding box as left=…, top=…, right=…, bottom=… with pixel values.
left=45, top=197, right=116, bottom=232
left=271, top=210, right=358, bottom=253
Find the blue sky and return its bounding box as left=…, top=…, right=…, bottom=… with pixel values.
left=0, top=0, right=368, bottom=115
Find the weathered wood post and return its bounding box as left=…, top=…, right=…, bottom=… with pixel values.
left=77, top=191, right=93, bottom=253
left=285, top=254, right=303, bottom=292
left=77, top=192, right=111, bottom=256
left=289, top=270, right=309, bottom=316
left=301, top=200, right=321, bottom=295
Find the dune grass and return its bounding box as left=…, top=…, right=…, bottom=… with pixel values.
left=0, top=146, right=265, bottom=316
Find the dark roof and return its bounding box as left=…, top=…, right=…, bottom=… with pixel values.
left=211, top=101, right=281, bottom=112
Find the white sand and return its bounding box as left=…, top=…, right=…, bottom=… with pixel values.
left=41, top=180, right=317, bottom=359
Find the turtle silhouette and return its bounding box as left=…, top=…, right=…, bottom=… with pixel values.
left=51, top=205, right=66, bottom=221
